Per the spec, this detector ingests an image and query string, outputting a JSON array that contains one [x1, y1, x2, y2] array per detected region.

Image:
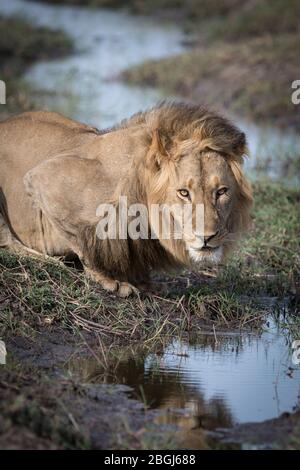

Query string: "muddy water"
[[1, 0, 300, 447]]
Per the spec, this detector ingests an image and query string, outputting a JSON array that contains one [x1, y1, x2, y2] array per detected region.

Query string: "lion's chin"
[[188, 246, 223, 266]]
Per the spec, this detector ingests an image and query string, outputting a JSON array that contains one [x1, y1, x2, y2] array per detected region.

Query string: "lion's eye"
[[178, 189, 190, 199], [216, 187, 228, 198]]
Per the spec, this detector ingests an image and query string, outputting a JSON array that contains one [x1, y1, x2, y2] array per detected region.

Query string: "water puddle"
[[65, 316, 300, 447]]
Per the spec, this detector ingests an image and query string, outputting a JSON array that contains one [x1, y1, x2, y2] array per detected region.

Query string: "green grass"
[[0, 181, 299, 343]]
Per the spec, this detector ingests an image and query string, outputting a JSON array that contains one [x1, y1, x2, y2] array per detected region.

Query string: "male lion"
[[0, 102, 252, 297]]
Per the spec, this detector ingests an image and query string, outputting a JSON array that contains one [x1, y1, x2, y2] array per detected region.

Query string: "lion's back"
[[0, 111, 99, 180]]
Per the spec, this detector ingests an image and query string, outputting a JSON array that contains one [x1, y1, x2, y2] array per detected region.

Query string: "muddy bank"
[[211, 411, 300, 450], [2, 331, 176, 450]]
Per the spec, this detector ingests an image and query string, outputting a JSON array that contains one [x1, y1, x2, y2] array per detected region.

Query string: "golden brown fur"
[[0, 101, 252, 296]]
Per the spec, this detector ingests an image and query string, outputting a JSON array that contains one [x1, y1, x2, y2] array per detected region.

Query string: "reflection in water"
[[66, 324, 300, 448], [106, 354, 234, 431]]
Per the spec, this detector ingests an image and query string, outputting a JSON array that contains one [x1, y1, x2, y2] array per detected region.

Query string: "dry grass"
[[0, 250, 264, 344]]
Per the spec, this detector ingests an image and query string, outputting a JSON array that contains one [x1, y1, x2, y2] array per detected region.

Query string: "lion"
[[0, 101, 252, 297]]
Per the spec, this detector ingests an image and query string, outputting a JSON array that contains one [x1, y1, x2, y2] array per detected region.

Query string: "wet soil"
[[211, 411, 300, 450], [1, 330, 175, 450]]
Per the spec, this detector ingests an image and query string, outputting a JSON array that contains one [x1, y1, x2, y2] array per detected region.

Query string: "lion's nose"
[[203, 231, 218, 246]]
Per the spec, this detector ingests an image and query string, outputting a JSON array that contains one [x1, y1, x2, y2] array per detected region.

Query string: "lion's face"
[[168, 151, 239, 265], [145, 132, 252, 267]]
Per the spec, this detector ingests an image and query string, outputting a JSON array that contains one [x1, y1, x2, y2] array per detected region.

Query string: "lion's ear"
[[147, 129, 172, 170]]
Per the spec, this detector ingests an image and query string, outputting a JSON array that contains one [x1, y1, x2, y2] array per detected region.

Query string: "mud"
[[2, 330, 175, 449]]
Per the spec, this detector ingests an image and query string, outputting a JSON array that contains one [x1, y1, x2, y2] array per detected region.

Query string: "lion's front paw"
[[101, 279, 139, 298], [84, 267, 139, 298], [118, 281, 139, 298]]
